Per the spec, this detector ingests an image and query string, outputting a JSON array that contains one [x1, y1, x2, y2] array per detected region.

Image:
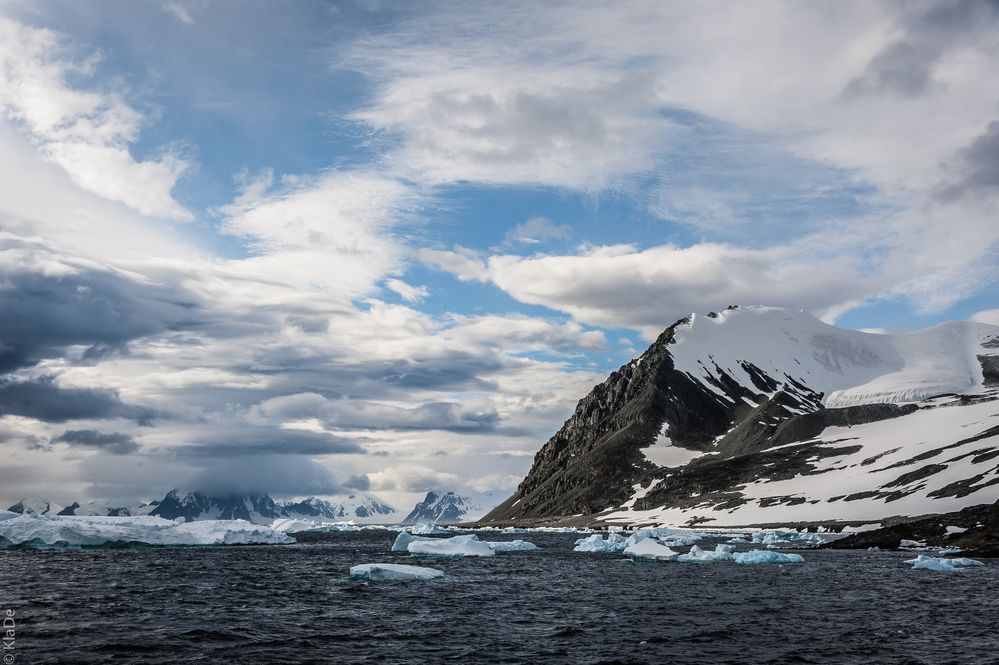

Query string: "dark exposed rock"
[[823, 501, 999, 557]]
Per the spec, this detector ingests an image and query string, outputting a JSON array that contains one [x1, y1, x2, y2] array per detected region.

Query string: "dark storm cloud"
[[175, 427, 365, 457], [0, 238, 199, 373], [843, 0, 999, 98], [343, 474, 370, 490], [186, 455, 349, 497], [0, 377, 159, 424], [936, 120, 999, 202], [54, 429, 139, 455]]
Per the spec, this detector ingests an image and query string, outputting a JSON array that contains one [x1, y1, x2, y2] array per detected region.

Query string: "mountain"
[[480, 306, 999, 528], [149, 490, 398, 524], [404, 490, 505, 524], [281, 494, 398, 522], [7, 498, 63, 515], [57, 500, 156, 517]]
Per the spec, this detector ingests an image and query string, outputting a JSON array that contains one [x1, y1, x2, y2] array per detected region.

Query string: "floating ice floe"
[[393, 532, 536, 555], [751, 530, 825, 548], [678, 544, 736, 563], [905, 555, 984, 572], [733, 550, 805, 565], [624, 538, 678, 560], [406, 534, 496, 557], [349, 563, 444, 582], [487, 539, 538, 552], [0, 513, 293, 548], [726, 537, 750, 544], [574, 533, 629, 553]]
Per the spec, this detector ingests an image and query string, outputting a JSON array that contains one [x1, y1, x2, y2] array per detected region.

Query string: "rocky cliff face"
[[481, 306, 999, 527]]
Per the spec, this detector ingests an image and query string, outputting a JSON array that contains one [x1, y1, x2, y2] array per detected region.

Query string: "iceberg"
[[349, 563, 444, 582], [733, 550, 805, 564], [486, 539, 538, 552], [751, 530, 824, 548], [392, 531, 432, 552], [624, 538, 678, 560], [678, 544, 736, 563], [0, 513, 293, 548], [573, 533, 628, 553], [406, 534, 495, 557], [905, 555, 984, 572]]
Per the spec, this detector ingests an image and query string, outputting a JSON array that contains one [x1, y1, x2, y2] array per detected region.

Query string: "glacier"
[[0, 512, 293, 547], [733, 550, 805, 564], [349, 563, 444, 582]]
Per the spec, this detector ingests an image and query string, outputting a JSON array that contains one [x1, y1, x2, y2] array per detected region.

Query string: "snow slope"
[[669, 306, 997, 409]]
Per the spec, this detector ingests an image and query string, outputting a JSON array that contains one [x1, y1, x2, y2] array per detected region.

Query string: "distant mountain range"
[[7, 491, 400, 524], [481, 305, 999, 528], [403, 490, 506, 524]]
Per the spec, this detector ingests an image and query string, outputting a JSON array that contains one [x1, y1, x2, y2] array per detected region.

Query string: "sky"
[[1, 0, 998, 511]]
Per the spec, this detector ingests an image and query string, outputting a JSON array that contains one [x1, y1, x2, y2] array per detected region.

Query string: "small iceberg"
[[349, 563, 443, 582], [624, 538, 678, 561], [487, 539, 538, 552], [574, 533, 628, 553], [905, 555, 984, 572], [678, 544, 736, 563], [733, 549, 805, 565], [751, 530, 824, 548], [406, 534, 496, 557], [392, 531, 430, 552]]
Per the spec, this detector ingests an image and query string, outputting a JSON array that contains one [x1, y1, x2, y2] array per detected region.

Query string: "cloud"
[[175, 427, 365, 457], [503, 216, 571, 246], [418, 246, 488, 282], [425, 242, 874, 337], [162, 1, 194, 24], [367, 465, 460, 493], [971, 308, 999, 326], [253, 392, 499, 431], [185, 455, 347, 497], [0, 16, 192, 219], [842, 1, 998, 98], [54, 429, 139, 455], [0, 377, 158, 424], [936, 120, 999, 202], [385, 278, 429, 303]]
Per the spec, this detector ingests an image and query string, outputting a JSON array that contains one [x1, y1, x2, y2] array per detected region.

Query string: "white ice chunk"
[[406, 534, 495, 557], [486, 539, 538, 552], [733, 550, 805, 564], [573, 533, 628, 553], [944, 526, 968, 535], [752, 530, 825, 547], [0, 514, 293, 548], [392, 531, 433, 552], [624, 538, 678, 560], [905, 555, 984, 572], [349, 563, 443, 581], [677, 544, 736, 563]]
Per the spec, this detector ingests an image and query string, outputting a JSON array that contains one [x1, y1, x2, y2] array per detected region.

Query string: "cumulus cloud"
[[0, 16, 192, 219]]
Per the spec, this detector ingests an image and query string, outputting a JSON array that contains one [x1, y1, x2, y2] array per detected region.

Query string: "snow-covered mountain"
[[148, 490, 398, 524], [404, 490, 506, 524], [281, 494, 399, 523], [7, 491, 400, 524], [7, 498, 63, 515], [481, 306, 999, 528]]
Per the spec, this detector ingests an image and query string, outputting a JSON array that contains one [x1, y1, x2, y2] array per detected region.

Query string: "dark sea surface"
[[1, 530, 997, 665]]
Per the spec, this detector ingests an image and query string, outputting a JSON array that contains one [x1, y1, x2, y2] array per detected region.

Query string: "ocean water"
[[2, 530, 997, 665]]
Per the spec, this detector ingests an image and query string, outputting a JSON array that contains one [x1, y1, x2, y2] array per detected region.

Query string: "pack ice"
[[349, 563, 444, 582], [0, 512, 293, 547]]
